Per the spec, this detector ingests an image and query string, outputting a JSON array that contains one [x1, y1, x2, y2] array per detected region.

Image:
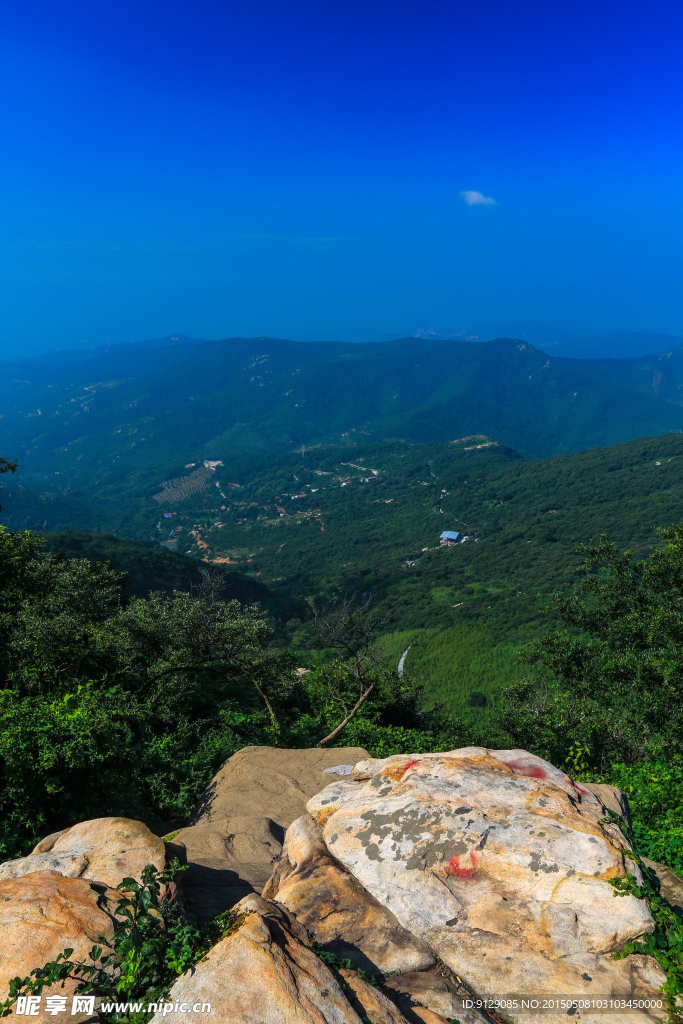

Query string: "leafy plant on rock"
[[603, 811, 683, 1024], [0, 861, 242, 1024]]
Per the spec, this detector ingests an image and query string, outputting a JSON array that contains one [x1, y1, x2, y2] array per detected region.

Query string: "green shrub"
[[0, 861, 242, 1024]]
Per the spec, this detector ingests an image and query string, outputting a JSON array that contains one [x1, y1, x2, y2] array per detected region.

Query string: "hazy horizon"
[[3, 324, 683, 365]]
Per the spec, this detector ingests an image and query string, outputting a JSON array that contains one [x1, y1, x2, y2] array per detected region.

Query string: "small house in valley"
[[440, 530, 460, 546]]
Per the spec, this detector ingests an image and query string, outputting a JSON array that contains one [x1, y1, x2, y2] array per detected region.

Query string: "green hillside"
[[3, 336, 683, 501], [6, 430, 683, 727], [37, 530, 303, 619], [142, 432, 683, 724]]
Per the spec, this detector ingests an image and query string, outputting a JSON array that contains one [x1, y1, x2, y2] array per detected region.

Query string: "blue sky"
[[1, 0, 682, 355]]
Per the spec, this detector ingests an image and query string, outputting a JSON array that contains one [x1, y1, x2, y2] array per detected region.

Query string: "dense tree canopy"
[[502, 523, 683, 769], [0, 525, 458, 859]]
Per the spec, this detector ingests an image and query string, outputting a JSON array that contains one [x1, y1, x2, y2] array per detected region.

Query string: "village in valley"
[[148, 440, 485, 585]]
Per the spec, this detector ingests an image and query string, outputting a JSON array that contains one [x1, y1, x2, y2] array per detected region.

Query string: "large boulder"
[[0, 818, 166, 888], [176, 745, 368, 919], [307, 748, 667, 1024], [643, 857, 683, 913], [0, 870, 118, 1022], [263, 813, 435, 974], [148, 893, 367, 1023]]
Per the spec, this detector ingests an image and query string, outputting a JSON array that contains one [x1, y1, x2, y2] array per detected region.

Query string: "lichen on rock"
[[263, 812, 435, 974]]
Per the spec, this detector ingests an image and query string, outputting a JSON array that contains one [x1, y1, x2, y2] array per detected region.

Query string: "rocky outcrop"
[[263, 813, 435, 974], [385, 1008, 450, 1024], [307, 748, 667, 1023], [176, 745, 368, 919], [0, 817, 166, 888], [186, 747, 370, 829], [175, 813, 285, 921], [644, 857, 683, 913], [338, 969, 413, 1024], [0, 870, 118, 1023], [5, 748, 681, 1024], [148, 893, 372, 1024], [577, 783, 683, 912]]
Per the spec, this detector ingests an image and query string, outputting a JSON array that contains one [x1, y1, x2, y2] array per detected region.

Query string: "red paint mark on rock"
[[446, 851, 478, 878], [566, 776, 591, 797], [382, 759, 422, 782], [504, 759, 546, 779]]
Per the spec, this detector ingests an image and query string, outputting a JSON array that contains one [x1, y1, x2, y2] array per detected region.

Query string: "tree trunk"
[[317, 679, 377, 747], [253, 678, 282, 745]]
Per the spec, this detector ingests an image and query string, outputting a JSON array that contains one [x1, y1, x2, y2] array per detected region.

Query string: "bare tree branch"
[[317, 677, 378, 747], [312, 593, 386, 746], [253, 676, 282, 744], [191, 564, 226, 607]]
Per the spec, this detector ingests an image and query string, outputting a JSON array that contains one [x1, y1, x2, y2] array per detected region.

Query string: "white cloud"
[[460, 190, 496, 206]]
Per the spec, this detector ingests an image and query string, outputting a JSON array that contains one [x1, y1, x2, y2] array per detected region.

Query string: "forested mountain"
[[2, 335, 683, 496], [6, 431, 683, 730], [464, 322, 683, 359]]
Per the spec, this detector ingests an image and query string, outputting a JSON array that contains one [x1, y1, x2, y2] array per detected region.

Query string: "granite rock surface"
[[0, 818, 166, 888], [263, 813, 434, 974], [0, 870, 118, 1023], [177, 744, 368, 919], [148, 894, 367, 1023], [338, 969, 412, 1024], [307, 748, 667, 1024]]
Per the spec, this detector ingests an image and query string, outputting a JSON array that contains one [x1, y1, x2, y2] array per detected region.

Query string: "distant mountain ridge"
[[459, 322, 683, 359], [2, 335, 683, 492], [5, 325, 681, 365]]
